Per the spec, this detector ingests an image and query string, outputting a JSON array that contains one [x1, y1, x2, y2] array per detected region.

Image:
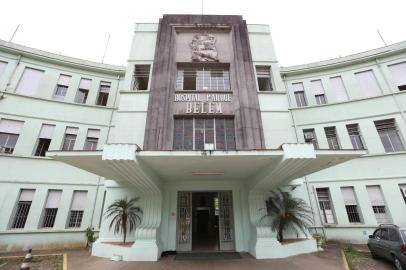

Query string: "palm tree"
[[104, 197, 142, 244], [262, 189, 313, 243]]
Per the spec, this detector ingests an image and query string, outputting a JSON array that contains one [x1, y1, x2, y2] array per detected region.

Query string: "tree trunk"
[[278, 223, 284, 243], [123, 216, 127, 244]]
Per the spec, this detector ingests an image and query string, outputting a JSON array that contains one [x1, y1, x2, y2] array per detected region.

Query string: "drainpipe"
[[89, 74, 121, 228], [282, 74, 323, 237], [0, 54, 21, 99]]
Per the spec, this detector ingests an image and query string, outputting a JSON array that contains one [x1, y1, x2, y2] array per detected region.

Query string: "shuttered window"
[[293, 82, 307, 107], [0, 119, 24, 154], [354, 70, 381, 97], [316, 188, 335, 224], [54, 74, 71, 100], [75, 78, 91, 104], [96, 81, 111, 106], [388, 62, 406, 91], [84, 129, 100, 151], [62, 127, 78, 151], [346, 124, 365, 150], [256, 66, 273, 91], [68, 191, 87, 228], [341, 187, 362, 223], [11, 189, 35, 229], [366, 186, 391, 224], [16, 67, 44, 96], [330, 76, 349, 102], [311, 80, 327, 104], [34, 124, 55, 156], [374, 119, 405, 152], [324, 126, 341, 150], [42, 190, 62, 228]]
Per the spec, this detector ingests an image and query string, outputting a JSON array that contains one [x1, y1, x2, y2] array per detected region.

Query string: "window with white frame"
[[173, 118, 235, 151], [293, 82, 307, 107], [34, 124, 55, 156], [303, 129, 319, 149], [0, 119, 24, 154], [330, 76, 349, 102], [316, 188, 335, 224], [366, 185, 391, 224], [311, 80, 327, 105], [96, 81, 111, 106], [84, 129, 100, 151], [388, 62, 406, 91], [62, 127, 78, 151], [341, 187, 362, 223], [346, 124, 365, 150], [0, 61, 7, 75], [16, 67, 44, 96], [41, 190, 62, 228], [176, 64, 231, 91], [354, 70, 381, 97], [53, 74, 71, 100], [74, 78, 91, 104], [11, 189, 35, 229], [68, 191, 87, 228], [399, 184, 406, 204], [374, 119, 405, 152], [256, 66, 273, 91], [324, 126, 341, 150], [132, 65, 151, 91]]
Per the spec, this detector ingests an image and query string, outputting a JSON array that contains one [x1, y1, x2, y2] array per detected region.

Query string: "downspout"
[[282, 74, 324, 237], [89, 73, 122, 228], [0, 54, 22, 99]]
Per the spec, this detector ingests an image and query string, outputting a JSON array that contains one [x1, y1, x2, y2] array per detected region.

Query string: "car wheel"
[[370, 251, 379, 259], [394, 256, 405, 270]]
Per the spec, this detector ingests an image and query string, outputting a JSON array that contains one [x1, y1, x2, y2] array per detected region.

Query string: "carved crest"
[[190, 33, 219, 62]]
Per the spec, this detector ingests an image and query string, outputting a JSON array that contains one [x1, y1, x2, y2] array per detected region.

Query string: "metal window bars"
[[42, 208, 58, 228], [345, 205, 361, 223], [12, 201, 32, 229], [372, 205, 391, 224], [68, 210, 84, 228]]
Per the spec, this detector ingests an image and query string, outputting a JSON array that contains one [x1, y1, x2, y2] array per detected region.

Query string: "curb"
[[341, 249, 350, 270], [0, 253, 67, 269]]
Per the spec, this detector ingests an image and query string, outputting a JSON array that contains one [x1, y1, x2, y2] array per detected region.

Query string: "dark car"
[[368, 224, 406, 270]]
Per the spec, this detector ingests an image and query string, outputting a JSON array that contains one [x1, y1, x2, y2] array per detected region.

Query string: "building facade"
[[0, 15, 405, 261]]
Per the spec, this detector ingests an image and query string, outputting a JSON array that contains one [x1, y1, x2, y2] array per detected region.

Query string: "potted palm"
[[262, 189, 313, 243], [104, 197, 142, 246]]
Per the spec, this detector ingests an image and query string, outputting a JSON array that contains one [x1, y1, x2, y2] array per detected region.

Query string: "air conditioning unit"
[[304, 133, 314, 140], [204, 144, 215, 150]]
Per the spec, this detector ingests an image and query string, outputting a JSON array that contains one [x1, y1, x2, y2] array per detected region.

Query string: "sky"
[[0, 0, 405, 67]]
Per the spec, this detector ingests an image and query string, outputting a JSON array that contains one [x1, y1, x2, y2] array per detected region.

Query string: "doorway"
[[177, 191, 235, 252]]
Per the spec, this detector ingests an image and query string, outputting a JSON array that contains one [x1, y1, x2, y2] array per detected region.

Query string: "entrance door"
[[177, 191, 235, 252]]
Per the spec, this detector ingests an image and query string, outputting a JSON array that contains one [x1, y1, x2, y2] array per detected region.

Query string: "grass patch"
[[0, 254, 63, 270], [343, 243, 370, 270]]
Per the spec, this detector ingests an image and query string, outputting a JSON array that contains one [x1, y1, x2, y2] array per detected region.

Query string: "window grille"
[[346, 124, 365, 150], [372, 206, 391, 224], [173, 118, 235, 151], [256, 66, 273, 91], [374, 119, 405, 152], [132, 65, 151, 90], [324, 127, 340, 150], [68, 210, 84, 228], [176, 65, 230, 91], [316, 188, 335, 224], [367, 185, 391, 224], [345, 205, 361, 223], [42, 208, 58, 228], [12, 201, 32, 228]]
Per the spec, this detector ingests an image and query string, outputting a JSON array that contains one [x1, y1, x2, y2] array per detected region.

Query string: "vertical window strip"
[[316, 188, 335, 224], [374, 119, 405, 152], [346, 124, 365, 150], [324, 126, 341, 150], [341, 187, 361, 223], [11, 189, 35, 229]]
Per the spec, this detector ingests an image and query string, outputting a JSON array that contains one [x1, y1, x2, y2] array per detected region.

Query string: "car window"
[[401, 230, 406, 241], [381, 228, 389, 240], [388, 228, 400, 242], [373, 229, 382, 239]]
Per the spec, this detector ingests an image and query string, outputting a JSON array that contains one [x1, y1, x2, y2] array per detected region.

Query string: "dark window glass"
[[256, 66, 273, 91], [401, 230, 406, 240], [303, 129, 318, 149], [176, 64, 230, 91], [0, 133, 19, 154], [68, 210, 84, 228], [346, 124, 365, 150], [12, 201, 32, 229], [54, 85, 68, 100], [215, 119, 226, 150], [62, 134, 77, 151], [183, 119, 194, 150], [195, 119, 204, 150], [84, 138, 98, 151], [225, 119, 236, 150], [132, 65, 150, 90], [380, 228, 389, 240], [375, 119, 405, 152], [96, 92, 109, 106], [325, 127, 341, 150], [34, 138, 51, 156], [74, 89, 89, 104], [42, 208, 58, 228], [388, 228, 400, 242], [315, 94, 327, 105], [345, 205, 361, 223]]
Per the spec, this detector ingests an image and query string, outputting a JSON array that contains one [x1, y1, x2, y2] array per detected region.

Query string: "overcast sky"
[[1, 0, 405, 67]]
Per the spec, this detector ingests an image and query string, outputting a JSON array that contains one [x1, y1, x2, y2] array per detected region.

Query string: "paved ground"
[[0, 243, 396, 270], [349, 245, 395, 270]]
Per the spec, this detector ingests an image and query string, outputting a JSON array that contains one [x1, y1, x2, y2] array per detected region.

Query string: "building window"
[[346, 124, 365, 150], [374, 119, 405, 152], [53, 75, 71, 100], [34, 124, 55, 156], [341, 187, 362, 223], [311, 80, 327, 105], [366, 186, 391, 224], [132, 65, 151, 90], [74, 78, 92, 104], [68, 191, 87, 228], [176, 64, 230, 91], [16, 67, 44, 96], [0, 119, 24, 154], [62, 127, 78, 151], [84, 129, 100, 151], [354, 70, 381, 97], [330, 76, 349, 102], [316, 188, 335, 224], [399, 184, 406, 204], [256, 66, 273, 91], [292, 83, 307, 107], [96, 81, 111, 106], [303, 129, 318, 149], [324, 126, 341, 150], [173, 118, 236, 151], [388, 62, 406, 91], [41, 190, 62, 228], [0, 61, 7, 75], [11, 189, 35, 229]]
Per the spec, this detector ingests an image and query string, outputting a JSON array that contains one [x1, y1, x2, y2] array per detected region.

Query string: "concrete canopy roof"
[[47, 144, 366, 192]]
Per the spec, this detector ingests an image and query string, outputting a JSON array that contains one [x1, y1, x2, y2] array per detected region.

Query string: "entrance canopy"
[[47, 143, 365, 191]]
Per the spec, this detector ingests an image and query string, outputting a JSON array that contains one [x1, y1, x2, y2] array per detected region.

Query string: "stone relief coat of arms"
[[190, 33, 219, 62]]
